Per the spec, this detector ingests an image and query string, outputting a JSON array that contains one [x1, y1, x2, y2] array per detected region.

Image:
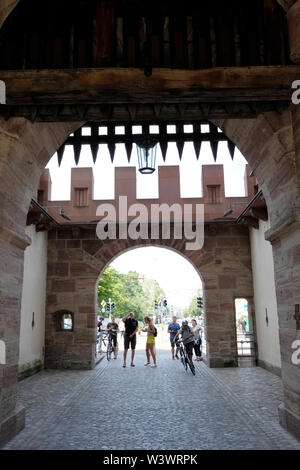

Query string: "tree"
[[97, 268, 166, 322]]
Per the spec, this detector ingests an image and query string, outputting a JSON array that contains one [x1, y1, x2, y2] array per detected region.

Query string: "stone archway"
[[0, 109, 300, 442], [45, 223, 254, 370]]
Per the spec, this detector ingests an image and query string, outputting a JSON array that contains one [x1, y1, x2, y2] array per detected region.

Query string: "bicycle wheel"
[[181, 350, 188, 371], [187, 356, 196, 375], [107, 342, 112, 361]]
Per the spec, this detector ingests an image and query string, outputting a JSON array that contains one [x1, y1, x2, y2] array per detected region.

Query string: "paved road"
[[3, 331, 300, 450]]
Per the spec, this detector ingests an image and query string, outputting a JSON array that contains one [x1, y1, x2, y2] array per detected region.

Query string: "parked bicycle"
[[175, 339, 195, 375]]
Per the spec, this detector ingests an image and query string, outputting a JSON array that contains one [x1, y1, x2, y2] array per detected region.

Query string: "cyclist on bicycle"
[[172, 320, 195, 363], [106, 316, 119, 360]]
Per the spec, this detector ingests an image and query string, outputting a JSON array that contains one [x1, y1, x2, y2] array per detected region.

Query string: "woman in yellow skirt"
[[143, 316, 157, 368]]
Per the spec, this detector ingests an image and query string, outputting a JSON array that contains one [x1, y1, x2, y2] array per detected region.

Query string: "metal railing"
[[236, 333, 255, 358]]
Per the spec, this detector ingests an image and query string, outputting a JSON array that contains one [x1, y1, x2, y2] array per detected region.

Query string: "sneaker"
[[151, 364, 157, 368], [144, 362, 150, 366], [131, 363, 135, 367], [114, 356, 117, 360], [172, 356, 175, 360], [175, 354, 179, 360], [122, 364, 126, 368]]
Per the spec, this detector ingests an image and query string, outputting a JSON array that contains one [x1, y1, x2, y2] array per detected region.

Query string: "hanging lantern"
[[136, 139, 157, 174]]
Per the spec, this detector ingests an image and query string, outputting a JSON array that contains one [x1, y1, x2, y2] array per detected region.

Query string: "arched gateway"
[[0, 0, 300, 446]]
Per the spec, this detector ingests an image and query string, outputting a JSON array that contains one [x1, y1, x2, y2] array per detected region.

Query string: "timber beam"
[[0, 66, 299, 106]]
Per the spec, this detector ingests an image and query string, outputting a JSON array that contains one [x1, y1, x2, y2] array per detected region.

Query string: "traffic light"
[[197, 296, 203, 309], [155, 300, 158, 309], [111, 302, 115, 310], [163, 299, 167, 307]]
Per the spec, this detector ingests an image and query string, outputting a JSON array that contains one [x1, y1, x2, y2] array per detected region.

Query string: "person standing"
[[143, 316, 157, 368], [191, 318, 203, 361], [122, 312, 138, 368], [241, 318, 247, 334], [167, 316, 181, 359], [106, 316, 120, 359], [97, 316, 104, 353]]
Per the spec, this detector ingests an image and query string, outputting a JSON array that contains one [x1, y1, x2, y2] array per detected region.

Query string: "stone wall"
[[250, 219, 281, 375], [216, 106, 300, 439], [18, 225, 48, 380], [45, 222, 254, 370], [0, 117, 80, 446]]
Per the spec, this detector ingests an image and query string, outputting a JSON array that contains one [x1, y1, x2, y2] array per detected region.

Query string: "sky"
[[46, 135, 247, 311], [110, 246, 202, 312]]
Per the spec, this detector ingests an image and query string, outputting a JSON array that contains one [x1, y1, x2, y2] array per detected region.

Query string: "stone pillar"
[[270, 105, 300, 440], [0, 228, 28, 447], [187, 223, 253, 368], [0, 117, 80, 446], [287, 0, 300, 63], [266, 216, 300, 440]]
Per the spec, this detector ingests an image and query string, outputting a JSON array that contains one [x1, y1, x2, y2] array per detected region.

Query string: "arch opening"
[[95, 246, 205, 360]]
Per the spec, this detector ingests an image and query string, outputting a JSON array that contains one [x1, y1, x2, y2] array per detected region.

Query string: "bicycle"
[[175, 339, 195, 375], [104, 331, 119, 361]]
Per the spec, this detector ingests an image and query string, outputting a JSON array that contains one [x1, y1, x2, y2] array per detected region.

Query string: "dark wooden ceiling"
[[0, 0, 289, 71]]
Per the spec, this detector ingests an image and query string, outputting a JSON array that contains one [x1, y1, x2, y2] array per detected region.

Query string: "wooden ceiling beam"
[[0, 66, 299, 106]]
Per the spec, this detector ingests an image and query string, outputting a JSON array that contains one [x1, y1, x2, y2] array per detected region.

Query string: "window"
[[207, 185, 220, 204], [62, 313, 73, 330], [74, 188, 88, 207], [53, 310, 74, 332]]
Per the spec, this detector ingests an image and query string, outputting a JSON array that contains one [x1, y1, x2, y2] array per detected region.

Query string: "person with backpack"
[[143, 316, 157, 368]]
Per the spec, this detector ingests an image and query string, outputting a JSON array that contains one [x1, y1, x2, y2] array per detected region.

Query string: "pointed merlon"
[[90, 142, 99, 163], [210, 141, 218, 162], [193, 141, 202, 160], [177, 141, 184, 161], [57, 145, 65, 167], [73, 129, 82, 165], [227, 140, 235, 160], [209, 124, 219, 162], [108, 142, 116, 162], [74, 143, 82, 165], [160, 141, 168, 162], [125, 142, 133, 162]]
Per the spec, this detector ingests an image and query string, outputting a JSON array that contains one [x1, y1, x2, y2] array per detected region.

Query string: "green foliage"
[[97, 267, 166, 322]]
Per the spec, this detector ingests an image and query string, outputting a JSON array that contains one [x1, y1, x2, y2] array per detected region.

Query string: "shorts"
[[124, 334, 136, 350], [184, 341, 194, 356], [170, 337, 177, 346], [109, 334, 118, 348], [147, 335, 155, 345]]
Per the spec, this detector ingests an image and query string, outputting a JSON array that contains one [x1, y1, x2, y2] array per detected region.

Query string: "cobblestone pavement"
[[3, 331, 300, 450]]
